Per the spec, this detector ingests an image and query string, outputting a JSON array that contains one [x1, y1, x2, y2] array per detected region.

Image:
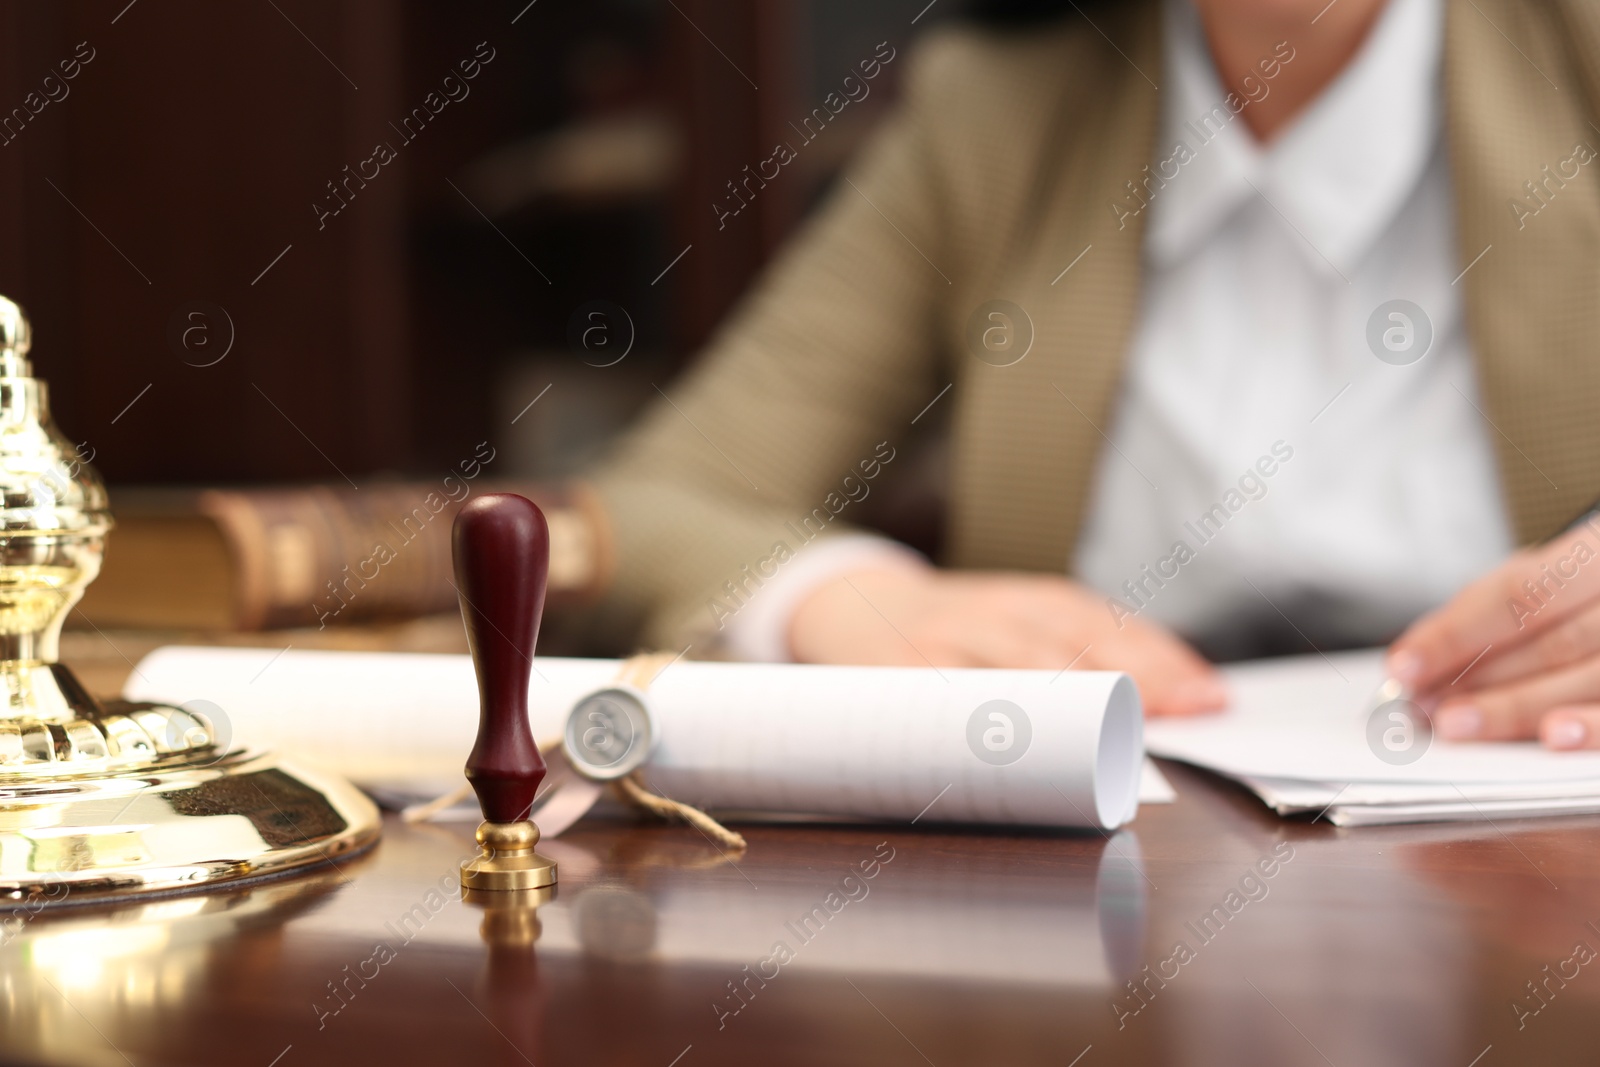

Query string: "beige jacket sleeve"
[[589, 38, 963, 651]]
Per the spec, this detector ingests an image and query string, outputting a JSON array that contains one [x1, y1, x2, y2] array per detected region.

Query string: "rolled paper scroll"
[[125, 648, 1145, 830]]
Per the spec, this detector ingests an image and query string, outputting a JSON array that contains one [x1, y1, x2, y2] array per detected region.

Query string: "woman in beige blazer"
[[590, 0, 1600, 748]]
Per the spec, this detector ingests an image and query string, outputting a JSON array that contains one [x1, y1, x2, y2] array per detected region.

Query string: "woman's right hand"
[[787, 564, 1228, 718]]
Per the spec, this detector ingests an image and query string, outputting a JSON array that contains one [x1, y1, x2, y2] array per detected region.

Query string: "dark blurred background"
[[0, 0, 967, 490]]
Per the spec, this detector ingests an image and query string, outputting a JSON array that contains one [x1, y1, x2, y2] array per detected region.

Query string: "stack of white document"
[[1145, 649, 1600, 826]]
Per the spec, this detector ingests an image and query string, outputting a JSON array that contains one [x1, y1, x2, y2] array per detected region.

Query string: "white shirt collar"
[[1147, 0, 1443, 277]]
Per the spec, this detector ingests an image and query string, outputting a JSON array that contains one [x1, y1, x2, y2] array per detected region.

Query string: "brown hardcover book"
[[76, 481, 610, 631]]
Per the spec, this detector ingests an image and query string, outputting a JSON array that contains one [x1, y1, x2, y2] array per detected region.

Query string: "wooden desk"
[[2, 761, 1597, 1067]]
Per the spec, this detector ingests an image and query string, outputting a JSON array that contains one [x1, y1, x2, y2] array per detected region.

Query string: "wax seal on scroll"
[[454, 492, 559, 892], [564, 686, 653, 780]]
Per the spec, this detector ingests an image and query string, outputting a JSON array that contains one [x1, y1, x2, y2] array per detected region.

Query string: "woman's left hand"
[[1387, 523, 1600, 749]]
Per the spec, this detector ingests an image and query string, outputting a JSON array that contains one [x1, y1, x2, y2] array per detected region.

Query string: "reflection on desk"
[[289, 829, 1147, 986], [3, 764, 1600, 1066]]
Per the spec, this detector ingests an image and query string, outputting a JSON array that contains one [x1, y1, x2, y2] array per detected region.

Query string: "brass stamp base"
[[460, 820, 558, 892]]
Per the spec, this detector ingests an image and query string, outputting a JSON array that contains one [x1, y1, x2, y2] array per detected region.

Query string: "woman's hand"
[[787, 564, 1228, 717], [1387, 524, 1600, 748]]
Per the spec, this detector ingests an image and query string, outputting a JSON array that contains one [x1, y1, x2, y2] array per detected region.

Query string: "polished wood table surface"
[[4, 760, 1599, 1067]]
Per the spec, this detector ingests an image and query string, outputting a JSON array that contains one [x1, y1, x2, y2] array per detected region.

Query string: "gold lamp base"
[[461, 821, 558, 892], [0, 295, 380, 907], [0, 699, 380, 907]]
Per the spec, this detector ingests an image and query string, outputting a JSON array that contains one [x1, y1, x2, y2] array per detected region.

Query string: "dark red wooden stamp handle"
[[453, 492, 550, 824]]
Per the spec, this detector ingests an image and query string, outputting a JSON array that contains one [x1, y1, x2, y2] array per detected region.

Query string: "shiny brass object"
[[0, 295, 379, 906], [461, 821, 558, 892], [0, 868, 349, 1063], [464, 884, 554, 948]]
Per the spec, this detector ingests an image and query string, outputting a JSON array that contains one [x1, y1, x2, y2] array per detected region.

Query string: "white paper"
[[377, 756, 1176, 825], [1146, 649, 1600, 784], [123, 647, 1146, 830], [1239, 774, 1600, 826], [1144, 648, 1600, 826], [1322, 796, 1600, 827], [1240, 774, 1600, 815], [1140, 759, 1177, 804]]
